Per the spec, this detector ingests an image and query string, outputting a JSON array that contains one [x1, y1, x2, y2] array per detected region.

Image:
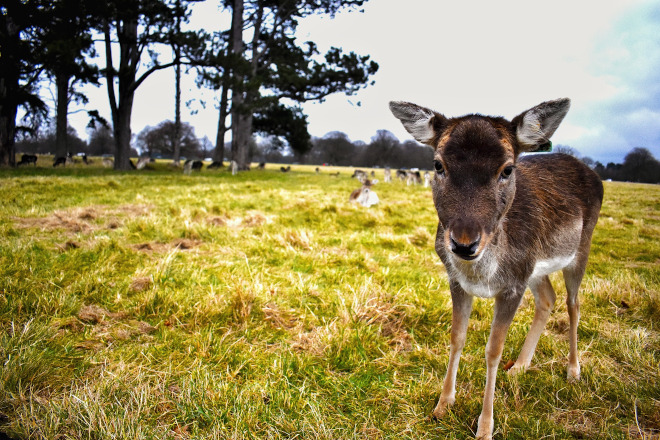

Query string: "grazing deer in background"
[[423, 171, 431, 187], [352, 169, 368, 182], [406, 169, 422, 185], [390, 98, 603, 440], [349, 179, 379, 207], [53, 156, 66, 167], [17, 154, 37, 166], [136, 157, 150, 170]]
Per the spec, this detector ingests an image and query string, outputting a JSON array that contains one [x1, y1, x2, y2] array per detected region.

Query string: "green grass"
[[1, 161, 659, 439]]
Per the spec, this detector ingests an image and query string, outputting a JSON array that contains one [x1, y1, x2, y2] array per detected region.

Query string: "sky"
[[68, 0, 660, 164]]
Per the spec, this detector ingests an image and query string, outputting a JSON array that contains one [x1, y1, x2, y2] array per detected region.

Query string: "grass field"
[[1, 159, 659, 439]]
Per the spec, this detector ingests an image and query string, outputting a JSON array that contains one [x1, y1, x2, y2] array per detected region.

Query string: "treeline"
[[1, 0, 378, 170], [261, 130, 434, 169], [15, 125, 434, 170], [551, 145, 660, 184], [16, 121, 214, 159], [18, 121, 659, 181], [592, 147, 660, 184]]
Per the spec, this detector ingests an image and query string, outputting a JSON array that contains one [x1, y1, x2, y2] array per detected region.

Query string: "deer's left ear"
[[512, 98, 571, 153], [389, 101, 448, 147]]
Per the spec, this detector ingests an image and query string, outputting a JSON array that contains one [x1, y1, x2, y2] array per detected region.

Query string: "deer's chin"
[[448, 248, 484, 263], [455, 254, 478, 261]]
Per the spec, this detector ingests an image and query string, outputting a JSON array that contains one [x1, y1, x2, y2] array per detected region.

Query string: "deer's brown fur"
[[390, 98, 603, 440]]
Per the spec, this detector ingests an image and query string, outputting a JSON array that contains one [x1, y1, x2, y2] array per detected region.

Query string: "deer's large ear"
[[389, 101, 448, 146], [512, 98, 571, 153]]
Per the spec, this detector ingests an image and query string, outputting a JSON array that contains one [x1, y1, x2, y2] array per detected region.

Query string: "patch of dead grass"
[[353, 295, 413, 351], [53, 304, 156, 349], [276, 229, 314, 251], [78, 304, 128, 323], [551, 409, 600, 438], [13, 204, 152, 234], [206, 211, 273, 228], [129, 276, 153, 293], [262, 302, 297, 330], [291, 321, 337, 356]]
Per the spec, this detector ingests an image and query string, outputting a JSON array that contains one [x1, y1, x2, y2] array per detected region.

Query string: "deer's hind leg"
[[563, 261, 588, 381], [509, 275, 556, 375]]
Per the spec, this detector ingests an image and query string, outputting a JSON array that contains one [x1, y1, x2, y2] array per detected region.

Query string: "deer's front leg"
[[476, 293, 522, 440], [433, 285, 473, 419]]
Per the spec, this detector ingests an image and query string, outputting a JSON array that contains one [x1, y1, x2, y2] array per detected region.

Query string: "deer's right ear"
[[512, 98, 571, 153], [389, 101, 448, 146]]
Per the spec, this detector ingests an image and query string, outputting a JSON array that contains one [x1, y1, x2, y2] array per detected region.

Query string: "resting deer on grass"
[[390, 98, 603, 440]]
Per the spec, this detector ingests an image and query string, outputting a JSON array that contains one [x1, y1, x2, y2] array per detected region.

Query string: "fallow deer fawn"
[[390, 98, 603, 440]]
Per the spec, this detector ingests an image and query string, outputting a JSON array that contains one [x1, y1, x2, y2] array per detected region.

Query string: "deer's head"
[[390, 98, 570, 262]]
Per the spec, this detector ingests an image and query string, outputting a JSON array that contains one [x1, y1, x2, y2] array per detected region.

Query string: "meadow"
[[0, 159, 658, 439]]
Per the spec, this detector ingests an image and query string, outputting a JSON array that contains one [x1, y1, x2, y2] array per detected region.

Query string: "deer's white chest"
[[448, 255, 502, 299], [449, 253, 578, 298]]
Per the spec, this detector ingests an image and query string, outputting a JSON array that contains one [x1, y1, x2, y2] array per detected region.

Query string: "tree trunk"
[[54, 72, 70, 160], [230, 0, 264, 171], [232, 110, 251, 169], [0, 98, 17, 167], [230, 0, 251, 170], [212, 81, 229, 165], [105, 17, 139, 171], [0, 71, 18, 167], [172, 0, 182, 165], [114, 95, 134, 170], [173, 59, 182, 164], [0, 15, 19, 167]]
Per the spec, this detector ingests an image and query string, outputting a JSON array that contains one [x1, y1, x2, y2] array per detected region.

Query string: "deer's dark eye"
[[434, 160, 444, 175], [500, 165, 514, 180]]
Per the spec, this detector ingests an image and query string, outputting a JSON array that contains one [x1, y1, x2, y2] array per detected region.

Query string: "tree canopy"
[[196, 0, 378, 169], [136, 120, 204, 159]]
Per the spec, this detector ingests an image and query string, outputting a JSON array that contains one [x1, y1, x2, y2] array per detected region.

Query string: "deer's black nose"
[[450, 237, 480, 260]]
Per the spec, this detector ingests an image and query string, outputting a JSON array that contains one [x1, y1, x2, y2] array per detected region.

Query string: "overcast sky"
[[70, 0, 660, 164]]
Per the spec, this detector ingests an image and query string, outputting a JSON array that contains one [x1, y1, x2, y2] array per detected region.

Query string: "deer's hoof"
[[431, 397, 454, 420], [476, 414, 493, 440], [567, 363, 581, 382], [507, 362, 527, 376]]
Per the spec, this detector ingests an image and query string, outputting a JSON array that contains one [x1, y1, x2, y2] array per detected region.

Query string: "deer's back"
[[508, 153, 603, 257]]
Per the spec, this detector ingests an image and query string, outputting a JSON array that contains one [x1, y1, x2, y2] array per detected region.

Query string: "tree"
[[314, 131, 357, 166], [40, 0, 102, 162], [359, 130, 400, 167], [0, 0, 49, 166], [101, 0, 202, 170], [580, 156, 596, 169], [135, 120, 202, 159], [87, 124, 115, 156], [620, 147, 660, 183], [229, 0, 251, 169], [553, 144, 580, 157], [15, 126, 87, 156], [194, 26, 233, 167], [200, 0, 378, 171], [253, 102, 310, 154]]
